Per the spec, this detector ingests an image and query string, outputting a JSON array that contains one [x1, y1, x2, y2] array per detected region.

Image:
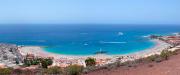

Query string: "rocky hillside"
[[0, 44, 23, 67]]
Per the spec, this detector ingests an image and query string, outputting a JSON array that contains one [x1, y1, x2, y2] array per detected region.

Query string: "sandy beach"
[[120, 39, 172, 62], [18, 39, 172, 65], [18, 46, 113, 60]]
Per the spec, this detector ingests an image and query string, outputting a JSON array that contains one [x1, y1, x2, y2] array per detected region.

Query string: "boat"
[[94, 48, 107, 54]]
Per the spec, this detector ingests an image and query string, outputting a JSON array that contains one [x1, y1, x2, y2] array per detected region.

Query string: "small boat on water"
[[94, 48, 107, 54]]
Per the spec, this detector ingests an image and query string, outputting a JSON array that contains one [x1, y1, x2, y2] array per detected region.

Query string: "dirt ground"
[[85, 52, 180, 75]]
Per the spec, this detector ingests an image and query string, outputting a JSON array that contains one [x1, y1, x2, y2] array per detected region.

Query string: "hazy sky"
[[0, 0, 180, 24]]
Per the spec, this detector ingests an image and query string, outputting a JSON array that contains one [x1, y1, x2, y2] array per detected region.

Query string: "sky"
[[0, 0, 180, 24]]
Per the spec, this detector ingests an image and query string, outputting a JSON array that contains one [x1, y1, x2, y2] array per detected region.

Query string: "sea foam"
[[100, 41, 127, 44], [117, 32, 124, 36]]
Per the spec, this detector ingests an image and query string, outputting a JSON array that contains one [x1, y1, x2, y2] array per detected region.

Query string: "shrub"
[[160, 50, 171, 60], [24, 59, 31, 66], [154, 57, 163, 63], [44, 66, 63, 74], [45, 58, 53, 66], [171, 50, 178, 55], [85, 58, 96, 66], [24, 58, 40, 66], [0, 68, 13, 75], [66, 65, 83, 75], [41, 59, 49, 68], [32, 60, 40, 65], [146, 54, 159, 62], [40, 58, 53, 68], [23, 57, 53, 68]]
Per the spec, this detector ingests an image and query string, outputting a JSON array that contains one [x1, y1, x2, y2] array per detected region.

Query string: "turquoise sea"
[[0, 24, 179, 55]]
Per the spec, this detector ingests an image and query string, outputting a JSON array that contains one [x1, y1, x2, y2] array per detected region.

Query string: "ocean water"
[[0, 24, 180, 55]]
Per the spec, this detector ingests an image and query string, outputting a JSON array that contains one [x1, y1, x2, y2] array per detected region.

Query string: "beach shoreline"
[[18, 39, 172, 64]]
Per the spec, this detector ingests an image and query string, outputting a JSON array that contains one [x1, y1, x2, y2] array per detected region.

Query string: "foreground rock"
[[0, 43, 23, 68]]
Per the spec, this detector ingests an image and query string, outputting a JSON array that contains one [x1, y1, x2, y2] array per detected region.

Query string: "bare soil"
[[84, 51, 180, 75]]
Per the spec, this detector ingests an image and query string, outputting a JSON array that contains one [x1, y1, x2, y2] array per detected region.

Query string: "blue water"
[[0, 24, 180, 55]]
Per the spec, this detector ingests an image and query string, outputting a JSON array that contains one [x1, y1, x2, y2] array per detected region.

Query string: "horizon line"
[[0, 23, 179, 26]]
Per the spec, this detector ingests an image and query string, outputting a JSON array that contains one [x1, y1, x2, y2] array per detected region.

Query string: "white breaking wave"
[[142, 35, 150, 38], [18, 40, 46, 42], [100, 41, 127, 44], [173, 32, 180, 36], [117, 32, 124, 36]]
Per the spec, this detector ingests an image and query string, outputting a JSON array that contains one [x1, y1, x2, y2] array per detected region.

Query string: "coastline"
[[18, 39, 172, 64], [119, 39, 171, 62]]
